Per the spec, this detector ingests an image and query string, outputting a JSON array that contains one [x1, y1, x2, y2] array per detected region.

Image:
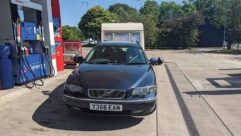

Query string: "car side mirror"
[[150, 57, 164, 65], [73, 55, 85, 63]]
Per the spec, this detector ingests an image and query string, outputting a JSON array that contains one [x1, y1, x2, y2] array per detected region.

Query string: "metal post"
[[224, 0, 226, 42], [223, 0, 227, 49]]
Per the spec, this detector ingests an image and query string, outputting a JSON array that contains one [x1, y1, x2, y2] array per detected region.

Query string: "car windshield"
[[85, 45, 147, 65]]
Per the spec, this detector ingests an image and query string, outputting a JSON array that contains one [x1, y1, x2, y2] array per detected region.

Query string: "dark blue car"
[[63, 42, 160, 116]]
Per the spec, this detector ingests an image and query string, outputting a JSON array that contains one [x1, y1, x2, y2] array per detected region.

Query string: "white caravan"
[[101, 23, 145, 50]]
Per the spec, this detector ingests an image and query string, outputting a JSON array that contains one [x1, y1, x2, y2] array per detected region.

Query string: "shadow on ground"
[[219, 68, 241, 71], [207, 77, 241, 88], [32, 84, 143, 131], [64, 64, 77, 69], [207, 68, 241, 88], [203, 50, 241, 55], [184, 89, 241, 96]]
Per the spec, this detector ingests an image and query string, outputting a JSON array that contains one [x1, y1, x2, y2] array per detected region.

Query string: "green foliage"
[[158, 1, 203, 48], [140, 0, 159, 17], [78, 6, 119, 40], [182, 1, 197, 14], [159, 1, 183, 21], [139, 0, 159, 47], [193, 0, 241, 48], [159, 1, 196, 21], [139, 14, 158, 47], [192, 0, 224, 28], [77, 0, 210, 49], [159, 13, 204, 48], [109, 3, 139, 22], [62, 25, 85, 40], [226, 0, 241, 45]]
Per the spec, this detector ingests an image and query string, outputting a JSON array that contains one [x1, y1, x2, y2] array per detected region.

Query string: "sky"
[[59, 0, 182, 27]]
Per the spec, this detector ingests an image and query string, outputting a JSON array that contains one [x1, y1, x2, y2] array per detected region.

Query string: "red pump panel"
[[51, 0, 64, 72], [63, 40, 82, 65]]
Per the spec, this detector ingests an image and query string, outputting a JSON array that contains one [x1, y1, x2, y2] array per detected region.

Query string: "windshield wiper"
[[127, 63, 146, 65], [93, 61, 119, 64]]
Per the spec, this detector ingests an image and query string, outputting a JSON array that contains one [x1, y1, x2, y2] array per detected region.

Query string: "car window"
[[85, 45, 147, 65]]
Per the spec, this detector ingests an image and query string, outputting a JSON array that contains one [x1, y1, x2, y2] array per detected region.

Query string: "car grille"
[[88, 89, 126, 99]]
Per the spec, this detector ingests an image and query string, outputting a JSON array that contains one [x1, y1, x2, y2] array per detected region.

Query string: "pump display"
[[21, 22, 40, 41]]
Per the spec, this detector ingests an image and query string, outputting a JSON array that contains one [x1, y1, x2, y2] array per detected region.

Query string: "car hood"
[[67, 64, 156, 90]]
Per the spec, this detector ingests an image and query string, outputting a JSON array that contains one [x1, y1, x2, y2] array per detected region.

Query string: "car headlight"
[[132, 85, 157, 97], [64, 83, 84, 93]]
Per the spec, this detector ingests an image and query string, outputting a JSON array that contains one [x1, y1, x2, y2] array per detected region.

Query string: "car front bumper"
[[63, 94, 156, 116]]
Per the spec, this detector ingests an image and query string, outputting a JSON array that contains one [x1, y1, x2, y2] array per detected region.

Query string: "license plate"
[[90, 103, 123, 112]]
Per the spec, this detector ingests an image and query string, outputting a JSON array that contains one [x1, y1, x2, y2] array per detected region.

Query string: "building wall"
[[0, 0, 14, 45], [198, 24, 224, 47]]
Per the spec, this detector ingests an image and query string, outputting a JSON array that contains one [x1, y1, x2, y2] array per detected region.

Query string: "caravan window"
[[131, 33, 140, 43], [114, 33, 130, 41], [104, 33, 113, 41]]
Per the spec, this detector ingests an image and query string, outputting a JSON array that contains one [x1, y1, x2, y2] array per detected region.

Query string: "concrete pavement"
[[0, 69, 157, 136], [0, 48, 241, 136], [146, 50, 241, 136], [155, 65, 189, 136]]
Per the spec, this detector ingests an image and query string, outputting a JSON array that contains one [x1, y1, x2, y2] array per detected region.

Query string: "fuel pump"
[[10, 4, 55, 88], [36, 11, 55, 77]]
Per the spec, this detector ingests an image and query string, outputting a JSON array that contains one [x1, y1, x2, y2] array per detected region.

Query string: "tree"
[[62, 25, 85, 40], [182, 1, 197, 14], [140, 0, 159, 18], [158, 1, 204, 48], [78, 6, 119, 40], [159, 13, 204, 48], [192, 0, 224, 28], [139, 0, 159, 47], [159, 1, 196, 21], [140, 14, 158, 48], [109, 3, 139, 22], [159, 2, 183, 21], [226, 0, 241, 49], [193, 0, 241, 49]]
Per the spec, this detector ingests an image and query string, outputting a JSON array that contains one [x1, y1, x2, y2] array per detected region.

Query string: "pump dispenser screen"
[[21, 22, 38, 41]]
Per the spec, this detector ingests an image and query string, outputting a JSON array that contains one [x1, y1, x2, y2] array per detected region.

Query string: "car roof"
[[97, 42, 139, 47]]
